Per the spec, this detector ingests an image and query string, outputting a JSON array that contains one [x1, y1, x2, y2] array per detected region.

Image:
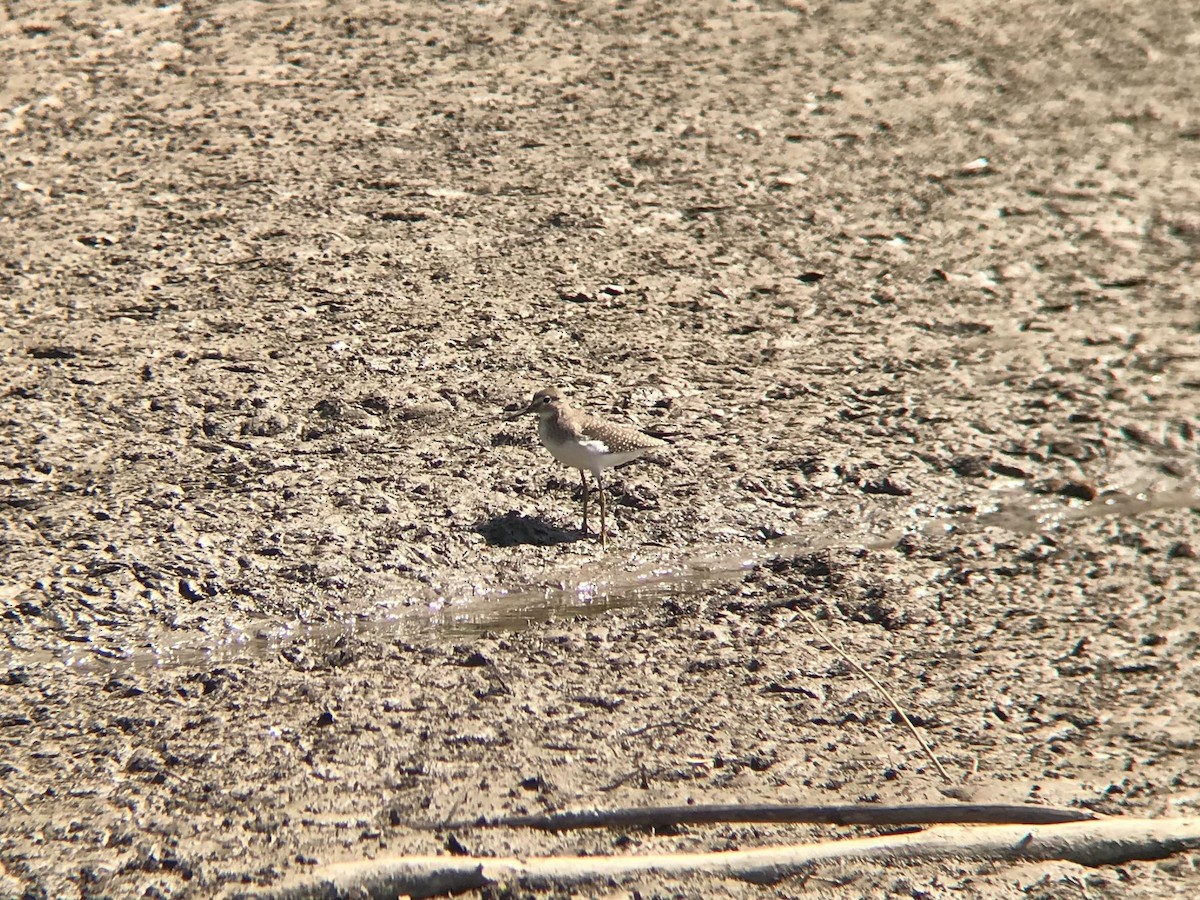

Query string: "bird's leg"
[[597, 471, 607, 549], [579, 468, 590, 536]]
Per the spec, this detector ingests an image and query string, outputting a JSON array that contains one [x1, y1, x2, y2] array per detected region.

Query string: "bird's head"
[[506, 387, 567, 420]]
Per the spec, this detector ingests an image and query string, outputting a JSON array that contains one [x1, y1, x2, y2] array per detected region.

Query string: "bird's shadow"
[[475, 511, 583, 547]]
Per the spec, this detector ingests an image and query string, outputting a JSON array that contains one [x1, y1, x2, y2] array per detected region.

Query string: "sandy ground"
[[2, 0, 1199, 897]]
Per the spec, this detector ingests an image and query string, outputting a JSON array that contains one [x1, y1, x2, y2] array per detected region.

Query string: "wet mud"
[[1, 1, 1199, 897]]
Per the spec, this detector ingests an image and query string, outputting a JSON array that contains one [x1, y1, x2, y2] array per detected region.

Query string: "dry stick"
[[0, 784, 31, 815], [434, 802, 1093, 832], [234, 817, 1200, 900], [792, 606, 954, 785]]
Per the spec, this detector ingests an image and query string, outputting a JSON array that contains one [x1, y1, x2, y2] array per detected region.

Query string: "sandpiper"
[[507, 387, 665, 547]]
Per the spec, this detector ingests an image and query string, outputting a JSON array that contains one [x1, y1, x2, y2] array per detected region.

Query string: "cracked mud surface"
[[1, 1, 1198, 897]]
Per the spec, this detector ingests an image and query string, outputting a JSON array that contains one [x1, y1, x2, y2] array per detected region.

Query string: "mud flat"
[[1, 1, 1198, 897]]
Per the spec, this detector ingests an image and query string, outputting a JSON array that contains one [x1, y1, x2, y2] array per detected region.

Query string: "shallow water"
[[19, 481, 1200, 673]]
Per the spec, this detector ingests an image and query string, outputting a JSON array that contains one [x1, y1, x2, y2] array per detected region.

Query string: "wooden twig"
[[0, 784, 31, 815], [231, 817, 1200, 899], [792, 606, 954, 784], [431, 801, 1092, 832]]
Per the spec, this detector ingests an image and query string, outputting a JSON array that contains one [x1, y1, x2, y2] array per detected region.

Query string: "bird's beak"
[[503, 402, 534, 421]]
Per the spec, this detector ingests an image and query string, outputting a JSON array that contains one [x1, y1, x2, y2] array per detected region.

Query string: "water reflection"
[[21, 482, 1200, 673]]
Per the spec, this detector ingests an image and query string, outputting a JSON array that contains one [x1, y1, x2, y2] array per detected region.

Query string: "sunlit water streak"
[[12, 483, 1198, 673]]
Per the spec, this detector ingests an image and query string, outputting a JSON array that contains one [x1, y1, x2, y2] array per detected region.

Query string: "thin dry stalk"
[[792, 606, 955, 785], [0, 784, 30, 815]]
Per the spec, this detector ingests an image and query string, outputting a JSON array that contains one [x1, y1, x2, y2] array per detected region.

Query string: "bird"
[[507, 387, 665, 547]]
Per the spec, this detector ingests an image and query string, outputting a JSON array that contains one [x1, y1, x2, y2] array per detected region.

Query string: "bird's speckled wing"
[[577, 414, 665, 454]]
